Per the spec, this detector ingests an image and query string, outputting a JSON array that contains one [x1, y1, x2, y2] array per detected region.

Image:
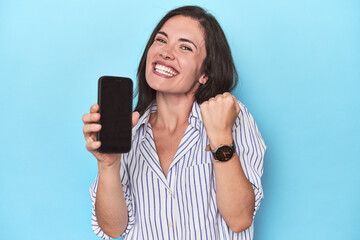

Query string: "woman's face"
[[145, 15, 207, 96]]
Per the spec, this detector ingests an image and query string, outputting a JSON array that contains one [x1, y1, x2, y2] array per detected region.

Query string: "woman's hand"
[[200, 92, 240, 149], [82, 104, 140, 167]]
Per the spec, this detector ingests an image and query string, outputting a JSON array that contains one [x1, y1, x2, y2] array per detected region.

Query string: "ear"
[[199, 74, 208, 85]]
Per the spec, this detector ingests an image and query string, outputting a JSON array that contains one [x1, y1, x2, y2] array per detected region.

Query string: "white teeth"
[[155, 64, 177, 76], [156, 69, 173, 76]]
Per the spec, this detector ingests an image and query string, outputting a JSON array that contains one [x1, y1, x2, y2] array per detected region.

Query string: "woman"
[[83, 6, 266, 240]]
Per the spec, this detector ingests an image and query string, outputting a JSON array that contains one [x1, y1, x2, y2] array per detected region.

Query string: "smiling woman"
[[135, 6, 238, 115], [83, 5, 266, 240]]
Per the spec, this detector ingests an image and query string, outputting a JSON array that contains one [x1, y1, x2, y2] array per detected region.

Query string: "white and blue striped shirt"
[[90, 100, 266, 240]]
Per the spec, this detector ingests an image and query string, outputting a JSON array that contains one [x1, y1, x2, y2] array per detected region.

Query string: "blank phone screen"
[[97, 76, 133, 153]]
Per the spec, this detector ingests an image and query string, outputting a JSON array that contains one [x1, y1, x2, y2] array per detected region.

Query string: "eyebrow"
[[157, 31, 198, 50]]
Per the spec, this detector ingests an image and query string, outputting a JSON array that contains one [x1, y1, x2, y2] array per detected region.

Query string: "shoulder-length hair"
[[134, 5, 238, 115]]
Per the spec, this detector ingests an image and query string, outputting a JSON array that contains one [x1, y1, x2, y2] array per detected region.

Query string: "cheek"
[[146, 45, 158, 71], [147, 44, 157, 60], [180, 59, 202, 78]]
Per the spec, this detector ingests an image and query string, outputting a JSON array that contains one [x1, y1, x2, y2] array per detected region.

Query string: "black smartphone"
[[97, 76, 133, 153]]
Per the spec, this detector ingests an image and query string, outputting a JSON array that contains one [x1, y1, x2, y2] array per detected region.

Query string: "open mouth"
[[153, 63, 179, 77]]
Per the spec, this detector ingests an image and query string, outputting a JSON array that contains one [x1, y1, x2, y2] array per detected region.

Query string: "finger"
[[201, 99, 209, 106], [222, 92, 231, 97], [82, 113, 90, 124], [82, 113, 100, 124], [90, 132, 97, 142], [214, 92, 230, 100], [208, 96, 215, 103], [84, 131, 98, 143], [214, 94, 222, 100], [86, 140, 101, 152], [83, 123, 102, 135], [132, 111, 140, 128], [90, 104, 99, 113], [232, 95, 241, 114], [83, 124, 101, 142]]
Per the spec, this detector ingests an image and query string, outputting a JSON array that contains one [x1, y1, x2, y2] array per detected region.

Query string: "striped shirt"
[[90, 100, 266, 240]]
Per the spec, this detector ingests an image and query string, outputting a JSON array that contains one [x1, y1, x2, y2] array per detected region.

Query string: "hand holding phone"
[[82, 76, 138, 165], [82, 103, 140, 167]]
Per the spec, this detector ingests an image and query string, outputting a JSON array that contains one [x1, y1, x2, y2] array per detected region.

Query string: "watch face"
[[215, 146, 234, 161]]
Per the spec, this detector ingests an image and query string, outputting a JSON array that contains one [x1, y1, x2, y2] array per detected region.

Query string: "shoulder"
[[233, 99, 267, 149], [233, 100, 264, 139], [233, 100, 252, 129]]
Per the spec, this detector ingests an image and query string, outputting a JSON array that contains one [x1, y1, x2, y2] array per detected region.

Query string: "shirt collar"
[[188, 101, 203, 130], [132, 101, 157, 139], [132, 100, 204, 139]]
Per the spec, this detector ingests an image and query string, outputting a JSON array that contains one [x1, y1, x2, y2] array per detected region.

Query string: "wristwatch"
[[206, 141, 236, 162]]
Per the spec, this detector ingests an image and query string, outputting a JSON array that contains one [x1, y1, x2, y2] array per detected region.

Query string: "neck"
[[150, 93, 195, 133]]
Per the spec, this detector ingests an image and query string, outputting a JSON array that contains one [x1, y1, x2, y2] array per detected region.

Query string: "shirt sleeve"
[[89, 174, 112, 239], [89, 155, 135, 239], [233, 102, 267, 215]]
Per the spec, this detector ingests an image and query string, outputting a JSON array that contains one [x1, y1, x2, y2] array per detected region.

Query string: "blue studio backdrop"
[[0, 0, 359, 239]]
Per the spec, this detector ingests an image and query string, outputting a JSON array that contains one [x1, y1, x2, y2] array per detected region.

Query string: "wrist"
[[97, 158, 121, 173], [208, 132, 233, 150]]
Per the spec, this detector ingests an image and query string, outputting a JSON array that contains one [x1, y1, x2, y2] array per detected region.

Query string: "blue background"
[[1, 0, 359, 239]]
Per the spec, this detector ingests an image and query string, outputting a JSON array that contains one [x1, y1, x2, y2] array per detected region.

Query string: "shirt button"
[[169, 222, 173, 228], [168, 190, 172, 195]]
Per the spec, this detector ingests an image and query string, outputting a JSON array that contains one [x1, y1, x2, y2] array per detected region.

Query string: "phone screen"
[[97, 76, 133, 153]]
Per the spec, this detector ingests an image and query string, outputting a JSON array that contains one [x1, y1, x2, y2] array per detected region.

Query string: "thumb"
[[132, 111, 140, 128], [232, 95, 241, 115]]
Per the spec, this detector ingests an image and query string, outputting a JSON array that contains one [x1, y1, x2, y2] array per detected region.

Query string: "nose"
[[160, 45, 175, 60]]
